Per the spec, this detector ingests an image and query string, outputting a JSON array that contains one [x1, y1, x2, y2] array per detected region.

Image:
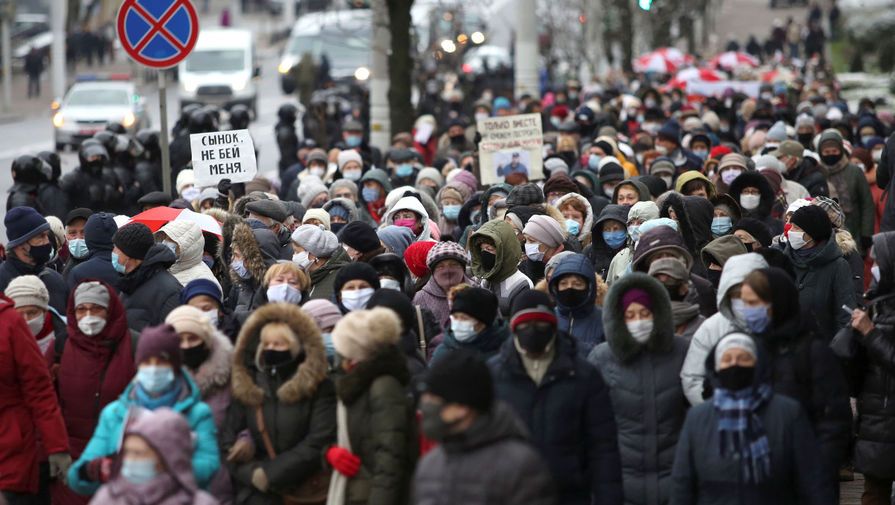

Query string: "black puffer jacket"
[[853, 231, 895, 479], [59, 165, 124, 214], [118, 244, 181, 330], [588, 273, 688, 505], [750, 267, 851, 478], [787, 157, 828, 198], [727, 171, 784, 237], [412, 403, 557, 505], [224, 303, 336, 505], [584, 204, 630, 279], [659, 193, 714, 277], [489, 333, 623, 505]]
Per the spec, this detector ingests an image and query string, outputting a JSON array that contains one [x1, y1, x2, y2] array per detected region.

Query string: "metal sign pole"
[[158, 70, 172, 196]]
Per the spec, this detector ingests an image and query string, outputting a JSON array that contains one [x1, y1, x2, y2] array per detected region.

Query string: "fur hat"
[[331, 307, 401, 362]]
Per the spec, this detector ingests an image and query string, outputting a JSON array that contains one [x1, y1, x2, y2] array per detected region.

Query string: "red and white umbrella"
[[633, 47, 694, 73], [125, 207, 223, 237], [663, 67, 726, 89], [708, 51, 760, 70]]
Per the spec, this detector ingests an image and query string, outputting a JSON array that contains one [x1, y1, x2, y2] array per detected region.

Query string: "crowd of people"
[[5, 40, 895, 505]]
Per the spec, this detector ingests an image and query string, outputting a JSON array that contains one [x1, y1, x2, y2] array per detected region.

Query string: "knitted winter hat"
[[5, 206, 50, 249], [790, 205, 832, 243], [451, 287, 498, 327], [302, 299, 343, 331], [523, 215, 564, 248], [337, 150, 363, 171], [302, 209, 331, 231], [505, 183, 544, 206], [179, 278, 223, 306], [113, 222, 155, 260], [543, 174, 580, 197], [135, 324, 183, 371], [621, 288, 653, 311], [298, 179, 329, 209], [426, 240, 467, 269], [715, 332, 757, 369], [509, 291, 558, 330], [5, 275, 49, 309], [329, 179, 358, 199], [340, 221, 381, 253], [333, 262, 381, 293], [404, 240, 437, 277], [291, 224, 340, 258], [73, 281, 110, 308], [377, 226, 415, 259], [165, 305, 214, 346], [420, 348, 493, 412]]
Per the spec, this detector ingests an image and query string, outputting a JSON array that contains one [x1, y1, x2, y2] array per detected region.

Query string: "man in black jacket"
[[0, 207, 69, 313], [771, 140, 829, 197], [489, 291, 622, 505]]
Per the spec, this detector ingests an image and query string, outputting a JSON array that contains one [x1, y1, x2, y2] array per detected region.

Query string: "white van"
[[178, 29, 259, 115]]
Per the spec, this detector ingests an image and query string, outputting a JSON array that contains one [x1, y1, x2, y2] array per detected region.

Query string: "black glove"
[[862, 236, 873, 252], [217, 178, 232, 197]]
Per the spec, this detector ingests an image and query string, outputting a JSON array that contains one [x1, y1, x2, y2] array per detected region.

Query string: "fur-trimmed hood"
[[229, 221, 279, 283], [189, 330, 233, 395], [554, 193, 594, 244], [322, 197, 360, 224], [728, 170, 776, 220], [601, 272, 675, 363], [231, 302, 329, 407]]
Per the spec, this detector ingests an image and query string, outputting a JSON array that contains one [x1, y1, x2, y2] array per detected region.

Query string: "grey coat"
[[589, 273, 689, 505]]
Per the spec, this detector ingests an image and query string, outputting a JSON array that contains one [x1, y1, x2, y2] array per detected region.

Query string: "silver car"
[[52, 78, 149, 151]]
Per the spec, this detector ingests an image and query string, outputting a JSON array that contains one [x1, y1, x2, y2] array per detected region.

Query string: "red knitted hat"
[[709, 145, 732, 160], [404, 241, 437, 277]]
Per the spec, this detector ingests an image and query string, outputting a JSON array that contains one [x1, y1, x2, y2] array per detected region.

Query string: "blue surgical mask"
[[345, 135, 362, 148], [161, 240, 178, 259], [136, 365, 175, 395], [232, 260, 251, 279], [692, 150, 708, 161], [443, 204, 461, 220], [111, 251, 126, 274], [565, 219, 580, 236], [711, 216, 732, 235], [742, 305, 771, 334], [69, 238, 89, 259], [862, 136, 875, 146], [628, 224, 641, 242], [395, 163, 414, 178], [120, 459, 158, 485], [202, 256, 214, 269], [362, 187, 380, 202], [588, 154, 602, 169], [603, 230, 627, 249]]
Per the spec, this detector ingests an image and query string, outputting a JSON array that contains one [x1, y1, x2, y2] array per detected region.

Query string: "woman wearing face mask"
[[413, 241, 476, 346], [4, 275, 68, 368], [51, 280, 135, 505], [322, 198, 359, 235], [782, 206, 856, 337], [157, 221, 221, 290], [69, 324, 219, 496], [728, 172, 783, 236], [589, 274, 689, 505], [165, 305, 235, 503], [91, 408, 219, 505], [670, 333, 833, 505], [229, 223, 282, 323], [584, 204, 630, 280], [385, 196, 432, 243], [605, 201, 660, 286], [327, 308, 416, 505], [555, 192, 594, 247], [182, 279, 239, 342], [290, 224, 349, 302], [332, 262, 381, 314], [549, 253, 608, 357], [469, 221, 533, 317], [222, 302, 335, 505], [709, 194, 741, 239], [520, 215, 567, 285], [435, 182, 472, 240], [429, 286, 508, 365], [712, 153, 747, 196], [261, 262, 310, 306], [368, 253, 414, 294]]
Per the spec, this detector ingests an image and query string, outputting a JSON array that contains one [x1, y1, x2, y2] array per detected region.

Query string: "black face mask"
[[331, 222, 346, 234], [743, 241, 754, 252], [556, 287, 588, 308], [29, 243, 54, 265], [718, 365, 755, 391], [182, 344, 210, 369], [705, 269, 722, 290], [479, 251, 496, 271], [663, 282, 686, 302], [821, 152, 842, 166], [515, 324, 555, 354], [262, 349, 294, 367], [450, 133, 466, 146], [797, 132, 814, 147], [419, 401, 460, 442]]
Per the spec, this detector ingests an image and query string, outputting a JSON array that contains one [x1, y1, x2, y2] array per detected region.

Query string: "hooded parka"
[[470, 219, 533, 317], [160, 220, 221, 290], [549, 254, 605, 357]]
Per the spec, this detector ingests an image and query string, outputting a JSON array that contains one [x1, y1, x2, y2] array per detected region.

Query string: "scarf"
[[366, 199, 386, 224], [135, 378, 183, 411], [824, 156, 853, 213], [670, 300, 700, 329], [713, 383, 773, 484]]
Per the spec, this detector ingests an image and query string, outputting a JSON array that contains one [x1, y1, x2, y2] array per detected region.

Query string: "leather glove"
[[217, 178, 232, 196], [326, 446, 361, 478], [251, 467, 269, 492], [79, 456, 113, 483], [226, 438, 255, 463], [48, 452, 72, 484]]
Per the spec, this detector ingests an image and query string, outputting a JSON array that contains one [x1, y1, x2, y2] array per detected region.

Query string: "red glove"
[[326, 446, 361, 477], [81, 457, 113, 483]]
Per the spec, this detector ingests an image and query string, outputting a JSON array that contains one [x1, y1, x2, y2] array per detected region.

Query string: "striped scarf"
[[713, 383, 773, 483]]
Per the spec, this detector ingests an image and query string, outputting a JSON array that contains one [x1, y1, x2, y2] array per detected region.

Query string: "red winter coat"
[[0, 294, 69, 494], [52, 280, 135, 505]]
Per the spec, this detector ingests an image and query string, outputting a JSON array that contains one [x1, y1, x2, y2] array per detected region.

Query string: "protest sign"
[[190, 129, 257, 186], [687, 80, 762, 98], [477, 113, 543, 185]]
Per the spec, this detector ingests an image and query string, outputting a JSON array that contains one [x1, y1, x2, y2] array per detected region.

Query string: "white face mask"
[[524, 242, 545, 262], [721, 169, 742, 186], [267, 283, 302, 304], [78, 315, 107, 336], [181, 187, 201, 201], [204, 309, 219, 327], [626, 319, 653, 343], [604, 187, 615, 198], [380, 278, 401, 290], [739, 194, 761, 210], [474, 112, 489, 121], [310, 166, 325, 178], [26, 314, 45, 336], [788, 231, 808, 250], [341, 287, 375, 311], [293, 251, 314, 270], [450, 316, 477, 342], [654, 145, 668, 155], [730, 298, 746, 321], [343, 170, 362, 181]]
